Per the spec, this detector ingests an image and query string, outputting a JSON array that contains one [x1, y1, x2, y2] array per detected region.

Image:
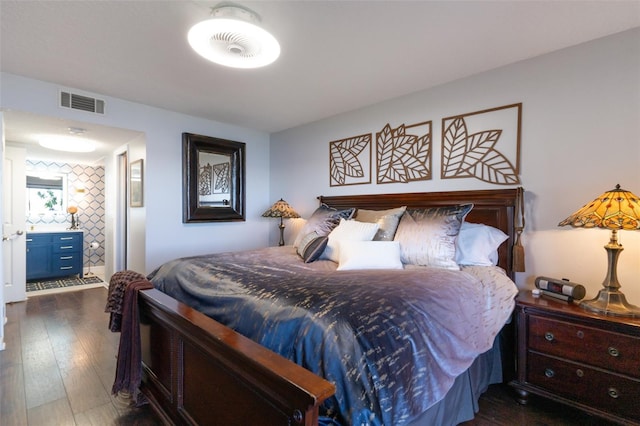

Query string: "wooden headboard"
[[319, 188, 519, 279]]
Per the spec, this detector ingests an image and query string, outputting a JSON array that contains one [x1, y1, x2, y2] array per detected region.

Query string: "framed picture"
[[130, 159, 144, 207], [182, 132, 246, 222]]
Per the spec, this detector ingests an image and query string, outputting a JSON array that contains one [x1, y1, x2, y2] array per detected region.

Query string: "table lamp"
[[67, 206, 79, 230], [262, 199, 300, 246], [558, 184, 640, 317]]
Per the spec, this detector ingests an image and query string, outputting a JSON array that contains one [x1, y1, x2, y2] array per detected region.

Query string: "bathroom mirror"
[[26, 172, 68, 215]]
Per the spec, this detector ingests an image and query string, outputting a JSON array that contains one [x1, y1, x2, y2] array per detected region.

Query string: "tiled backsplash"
[[26, 160, 105, 267]]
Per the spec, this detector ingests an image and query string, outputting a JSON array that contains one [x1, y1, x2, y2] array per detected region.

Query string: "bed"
[[135, 188, 520, 425]]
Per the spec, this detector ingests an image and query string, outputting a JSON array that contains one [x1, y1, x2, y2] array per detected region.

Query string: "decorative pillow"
[[393, 204, 473, 270], [293, 204, 355, 248], [355, 206, 406, 241], [455, 222, 508, 266], [296, 231, 329, 263], [337, 240, 404, 271], [321, 219, 379, 263]]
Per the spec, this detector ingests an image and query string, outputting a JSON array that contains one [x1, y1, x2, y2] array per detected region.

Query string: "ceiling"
[[2, 0, 639, 164]]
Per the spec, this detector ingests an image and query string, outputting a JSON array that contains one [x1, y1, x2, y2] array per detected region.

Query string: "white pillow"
[[337, 241, 403, 271], [455, 222, 508, 266], [322, 219, 379, 263]]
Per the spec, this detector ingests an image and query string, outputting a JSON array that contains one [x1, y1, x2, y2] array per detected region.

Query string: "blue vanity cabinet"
[[26, 231, 84, 280]]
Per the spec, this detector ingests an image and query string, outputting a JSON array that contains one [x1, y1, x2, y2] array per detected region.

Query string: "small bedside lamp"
[[559, 184, 640, 317], [262, 199, 300, 246]]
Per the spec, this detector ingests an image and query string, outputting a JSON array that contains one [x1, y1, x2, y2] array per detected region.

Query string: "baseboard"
[[84, 265, 105, 277]]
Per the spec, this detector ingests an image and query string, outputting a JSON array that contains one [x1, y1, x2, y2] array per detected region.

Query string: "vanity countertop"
[[27, 227, 84, 234]]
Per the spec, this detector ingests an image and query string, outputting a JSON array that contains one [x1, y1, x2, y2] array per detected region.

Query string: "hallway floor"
[[1, 287, 157, 425]]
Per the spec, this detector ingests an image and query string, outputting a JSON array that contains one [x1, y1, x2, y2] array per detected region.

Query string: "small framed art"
[[130, 159, 144, 207]]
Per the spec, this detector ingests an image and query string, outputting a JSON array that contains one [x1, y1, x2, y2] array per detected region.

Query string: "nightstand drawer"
[[527, 351, 640, 421], [529, 315, 640, 378]]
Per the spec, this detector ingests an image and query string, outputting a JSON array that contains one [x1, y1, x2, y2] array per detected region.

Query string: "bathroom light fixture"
[[39, 135, 96, 152], [188, 2, 280, 69], [68, 127, 87, 135]]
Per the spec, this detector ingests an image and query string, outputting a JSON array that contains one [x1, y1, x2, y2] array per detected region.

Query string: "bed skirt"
[[407, 334, 503, 425]]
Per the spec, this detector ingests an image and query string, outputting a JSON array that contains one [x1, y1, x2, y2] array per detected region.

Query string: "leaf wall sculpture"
[[327, 103, 521, 189], [376, 121, 431, 184], [199, 163, 212, 195], [329, 133, 372, 186], [212, 162, 230, 193], [441, 103, 521, 185]]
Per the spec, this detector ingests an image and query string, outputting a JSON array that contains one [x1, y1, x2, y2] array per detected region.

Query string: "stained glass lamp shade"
[[558, 184, 640, 317], [262, 199, 300, 246]]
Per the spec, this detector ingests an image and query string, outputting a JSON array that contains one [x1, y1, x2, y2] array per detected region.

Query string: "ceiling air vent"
[[60, 91, 105, 114]]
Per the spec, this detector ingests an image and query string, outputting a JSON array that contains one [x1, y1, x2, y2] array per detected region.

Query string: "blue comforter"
[[148, 246, 515, 425]]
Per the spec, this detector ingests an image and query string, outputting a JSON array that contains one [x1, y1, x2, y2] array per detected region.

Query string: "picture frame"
[[182, 132, 246, 222], [130, 159, 144, 207]]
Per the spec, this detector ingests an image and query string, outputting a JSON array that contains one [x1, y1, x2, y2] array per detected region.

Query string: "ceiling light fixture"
[[188, 2, 280, 69], [39, 135, 97, 153], [68, 126, 87, 135]]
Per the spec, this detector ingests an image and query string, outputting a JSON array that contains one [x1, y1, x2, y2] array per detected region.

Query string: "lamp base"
[[278, 220, 285, 246], [580, 289, 640, 318]]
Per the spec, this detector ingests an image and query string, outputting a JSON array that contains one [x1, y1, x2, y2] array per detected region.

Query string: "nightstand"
[[510, 291, 640, 425]]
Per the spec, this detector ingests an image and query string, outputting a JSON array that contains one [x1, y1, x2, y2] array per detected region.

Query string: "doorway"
[[2, 110, 144, 292], [116, 150, 128, 271]]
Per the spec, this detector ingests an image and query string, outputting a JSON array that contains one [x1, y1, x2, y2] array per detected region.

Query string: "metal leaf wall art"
[[377, 121, 431, 184], [441, 103, 521, 185], [329, 133, 372, 186], [199, 163, 212, 195], [212, 162, 230, 193], [328, 103, 521, 187]]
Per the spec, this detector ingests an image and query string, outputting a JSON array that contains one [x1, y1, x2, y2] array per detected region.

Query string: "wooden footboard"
[[138, 288, 335, 426]]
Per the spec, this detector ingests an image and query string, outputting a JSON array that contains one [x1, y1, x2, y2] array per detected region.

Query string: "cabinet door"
[[26, 241, 52, 280]]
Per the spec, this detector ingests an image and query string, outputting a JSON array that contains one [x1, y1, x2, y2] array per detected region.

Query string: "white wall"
[[1, 73, 272, 275], [0, 112, 5, 350], [127, 133, 147, 275], [270, 28, 640, 304]]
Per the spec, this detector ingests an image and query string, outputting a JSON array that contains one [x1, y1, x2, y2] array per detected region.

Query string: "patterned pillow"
[[394, 204, 473, 270], [355, 206, 406, 241], [296, 231, 329, 263], [293, 204, 355, 248]]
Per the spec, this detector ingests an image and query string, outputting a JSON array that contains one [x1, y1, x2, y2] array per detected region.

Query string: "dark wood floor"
[[0, 287, 621, 426]]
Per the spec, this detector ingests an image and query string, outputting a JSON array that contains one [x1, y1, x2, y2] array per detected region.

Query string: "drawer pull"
[[60, 237, 74, 240], [60, 256, 73, 260], [608, 388, 619, 399], [60, 245, 74, 250], [60, 266, 73, 270], [544, 332, 555, 342], [576, 330, 584, 339], [544, 368, 555, 378], [575, 369, 584, 378], [608, 347, 620, 357]]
